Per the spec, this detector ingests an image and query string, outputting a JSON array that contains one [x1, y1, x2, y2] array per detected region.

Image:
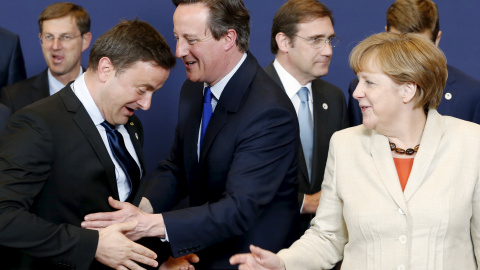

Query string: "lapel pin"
[[322, 103, 328, 110], [445, 92, 452, 100], [135, 133, 139, 140], [130, 122, 134, 125]]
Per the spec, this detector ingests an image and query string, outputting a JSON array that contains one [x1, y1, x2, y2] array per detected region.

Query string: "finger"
[[131, 241, 157, 260], [108, 196, 129, 210], [128, 246, 158, 267], [184, 253, 200, 263], [84, 211, 118, 222], [230, 253, 250, 265], [81, 220, 117, 229], [123, 259, 147, 270], [117, 265, 129, 270]]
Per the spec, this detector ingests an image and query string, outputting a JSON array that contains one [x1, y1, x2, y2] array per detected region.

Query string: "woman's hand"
[[230, 245, 285, 270]]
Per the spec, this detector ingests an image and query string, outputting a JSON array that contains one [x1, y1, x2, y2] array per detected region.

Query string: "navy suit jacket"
[[264, 62, 349, 232], [0, 27, 26, 90], [145, 52, 302, 269], [348, 65, 480, 126], [0, 86, 146, 269]]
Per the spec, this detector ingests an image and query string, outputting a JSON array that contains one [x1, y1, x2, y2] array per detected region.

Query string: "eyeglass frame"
[[39, 33, 83, 45], [293, 34, 340, 49]]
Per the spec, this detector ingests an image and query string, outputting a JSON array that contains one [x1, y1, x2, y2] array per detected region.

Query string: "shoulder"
[[2, 71, 46, 94], [447, 65, 480, 90], [312, 78, 344, 96]]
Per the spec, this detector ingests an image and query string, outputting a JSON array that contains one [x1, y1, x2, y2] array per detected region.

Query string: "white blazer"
[[279, 109, 480, 270]]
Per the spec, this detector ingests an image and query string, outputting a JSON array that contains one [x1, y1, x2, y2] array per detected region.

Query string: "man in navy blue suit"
[[82, 0, 301, 269], [0, 27, 26, 90], [347, 0, 480, 126]]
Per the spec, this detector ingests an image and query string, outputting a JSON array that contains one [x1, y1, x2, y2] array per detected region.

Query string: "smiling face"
[[353, 61, 405, 132], [98, 60, 170, 126], [173, 3, 229, 86], [40, 15, 91, 84], [286, 16, 334, 85]]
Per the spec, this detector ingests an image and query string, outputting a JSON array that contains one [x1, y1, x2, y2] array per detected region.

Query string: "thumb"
[[108, 196, 125, 210], [185, 253, 200, 263], [117, 220, 138, 233]]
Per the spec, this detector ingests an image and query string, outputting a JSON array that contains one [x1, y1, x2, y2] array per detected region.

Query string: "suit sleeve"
[[0, 110, 98, 269], [279, 133, 346, 269], [6, 34, 26, 86], [162, 104, 299, 257]]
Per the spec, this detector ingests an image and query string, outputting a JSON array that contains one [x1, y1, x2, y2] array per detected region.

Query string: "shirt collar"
[[204, 52, 248, 100], [70, 73, 105, 126], [48, 67, 83, 95], [273, 58, 312, 98]]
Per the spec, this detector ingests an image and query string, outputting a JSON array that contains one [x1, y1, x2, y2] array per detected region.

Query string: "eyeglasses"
[[294, 35, 340, 49], [39, 34, 82, 45]]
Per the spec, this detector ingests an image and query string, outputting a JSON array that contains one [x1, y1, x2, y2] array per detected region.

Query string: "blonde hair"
[[350, 32, 447, 110]]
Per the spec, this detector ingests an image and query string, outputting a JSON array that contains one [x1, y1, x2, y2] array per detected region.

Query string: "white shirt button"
[[398, 208, 404, 215], [399, 235, 407, 244], [397, 265, 405, 270]]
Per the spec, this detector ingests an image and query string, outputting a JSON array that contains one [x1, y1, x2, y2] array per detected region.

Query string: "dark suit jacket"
[[0, 68, 49, 113], [347, 65, 480, 126], [0, 85, 146, 270], [0, 27, 26, 90], [145, 53, 302, 269], [264, 62, 349, 232], [0, 103, 10, 135]]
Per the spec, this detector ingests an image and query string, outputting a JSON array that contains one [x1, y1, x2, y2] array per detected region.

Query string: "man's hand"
[[230, 245, 285, 270], [301, 191, 321, 214], [82, 196, 165, 240], [159, 254, 199, 270], [95, 221, 158, 269]]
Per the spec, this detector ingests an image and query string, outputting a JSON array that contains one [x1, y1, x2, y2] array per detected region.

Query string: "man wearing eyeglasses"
[[0, 2, 92, 113], [264, 0, 349, 233]]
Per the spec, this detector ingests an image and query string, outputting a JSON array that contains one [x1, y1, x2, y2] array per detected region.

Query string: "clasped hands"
[[82, 196, 198, 270]]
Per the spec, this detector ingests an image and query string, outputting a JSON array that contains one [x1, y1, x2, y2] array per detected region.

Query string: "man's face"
[[286, 17, 335, 85], [99, 61, 170, 126], [39, 15, 91, 83], [173, 3, 228, 86]]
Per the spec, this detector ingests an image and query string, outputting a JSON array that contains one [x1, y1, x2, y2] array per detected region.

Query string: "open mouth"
[[52, 55, 64, 64]]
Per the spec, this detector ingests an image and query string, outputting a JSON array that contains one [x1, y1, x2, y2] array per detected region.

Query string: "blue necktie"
[[101, 121, 140, 199], [200, 86, 213, 148], [298, 87, 313, 181]]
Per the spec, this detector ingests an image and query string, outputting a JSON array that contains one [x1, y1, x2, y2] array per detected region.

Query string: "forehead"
[[296, 16, 334, 36], [173, 3, 210, 35], [118, 61, 170, 89], [42, 15, 79, 34]]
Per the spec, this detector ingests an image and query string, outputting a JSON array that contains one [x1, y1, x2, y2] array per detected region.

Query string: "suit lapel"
[[59, 87, 120, 200], [30, 69, 50, 102], [124, 119, 145, 174], [199, 52, 259, 162], [403, 109, 444, 201], [370, 129, 408, 212]]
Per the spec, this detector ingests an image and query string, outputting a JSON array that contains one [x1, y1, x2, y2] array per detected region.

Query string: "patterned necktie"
[[297, 87, 313, 182], [101, 121, 140, 198], [200, 86, 213, 149]]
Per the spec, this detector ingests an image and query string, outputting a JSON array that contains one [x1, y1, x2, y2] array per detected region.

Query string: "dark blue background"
[[1, 1, 479, 175]]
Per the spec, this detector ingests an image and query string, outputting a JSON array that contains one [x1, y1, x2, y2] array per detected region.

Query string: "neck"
[[383, 106, 427, 150], [276, 54, 314, 86], [210, 49, 244, 86], [52, 66, 81, 85]]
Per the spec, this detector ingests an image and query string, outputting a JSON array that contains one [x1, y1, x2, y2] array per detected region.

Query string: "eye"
[[45, 35, 54, 41], [365, 80, 375, 85], [62, 35, 71, 41], [187, 39, 198, 45]]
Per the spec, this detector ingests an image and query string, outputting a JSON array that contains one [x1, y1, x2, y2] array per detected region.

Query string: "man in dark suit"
[[0, 27, 26, 90], [82, 0, 301, 269], [0, 3, 92, 113], [348, 0, 480, 126], [264, 0, 348, 232], [0, 20, 176, 270]]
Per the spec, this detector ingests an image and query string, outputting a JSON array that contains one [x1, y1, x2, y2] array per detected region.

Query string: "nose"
[[175, 39, 188, 58], [138, 93, 153, 111], [321, 41, 333, 56], [352, 80, 363, 100], [52, 37, 62, 50]]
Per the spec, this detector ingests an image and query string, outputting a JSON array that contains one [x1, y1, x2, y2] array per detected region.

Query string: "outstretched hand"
[[82, 196, 165, 240], [229, 245, 285, 270], [160, 254, 200, 270], [95, 220, 158, 270]]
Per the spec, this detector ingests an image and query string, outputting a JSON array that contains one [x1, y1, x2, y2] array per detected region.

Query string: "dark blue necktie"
[[200, 86, 212, 148], [101, 121, 140, 199]]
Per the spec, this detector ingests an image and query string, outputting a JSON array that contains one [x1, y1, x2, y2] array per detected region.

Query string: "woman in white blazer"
[[230, 32, 480, 270]]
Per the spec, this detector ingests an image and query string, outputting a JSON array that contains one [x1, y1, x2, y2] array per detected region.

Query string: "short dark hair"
[[173, 0, 250, 52], [88, 20, 176, 75], [38, 2, 90, 35], [386, 0, 440, 43], [271, 0, 333, 54]]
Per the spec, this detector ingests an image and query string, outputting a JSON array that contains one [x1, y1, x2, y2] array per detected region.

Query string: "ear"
[[275, 32, 291, 54], [223, 29, 237, 51], [434, 30, 442, 47], [81, 32, 93, 52], [402, 82, 417, 104], [384, 26, 388, 32], [97, 57, 114, 82]]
